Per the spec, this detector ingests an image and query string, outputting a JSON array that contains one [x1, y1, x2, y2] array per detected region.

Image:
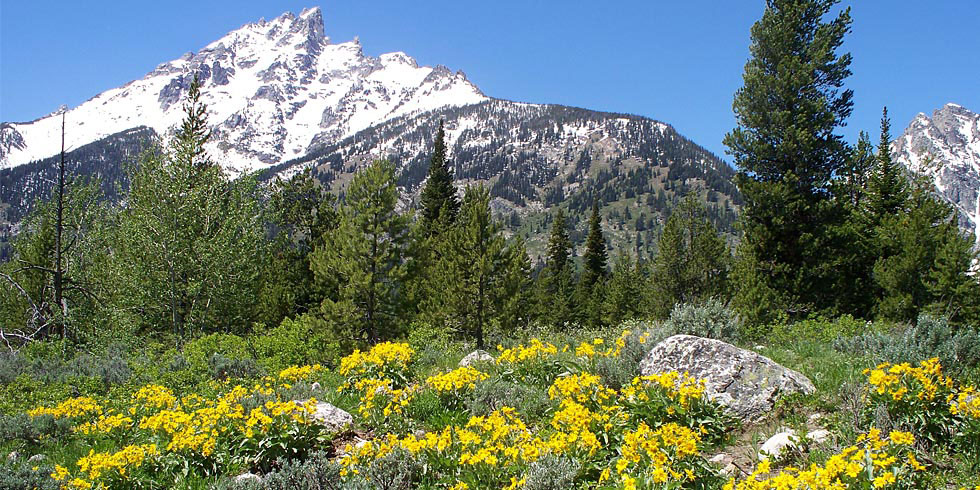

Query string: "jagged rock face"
[[892, 103, 980, 244], [640, 335, 815, 421], [0, 7, 485, 172]]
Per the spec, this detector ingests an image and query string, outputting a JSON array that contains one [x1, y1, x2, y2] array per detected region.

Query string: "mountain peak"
[[0, 5, 487, 171]]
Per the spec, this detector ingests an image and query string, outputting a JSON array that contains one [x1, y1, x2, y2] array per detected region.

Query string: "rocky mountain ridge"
[[0, 7, 485, 172], [891, 103, 980, 244]]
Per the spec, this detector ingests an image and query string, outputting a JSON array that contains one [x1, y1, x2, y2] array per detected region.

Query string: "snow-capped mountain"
[[0, 7, 741, 258], [891, 103, 980, 244], [0, 7, 485, 172]]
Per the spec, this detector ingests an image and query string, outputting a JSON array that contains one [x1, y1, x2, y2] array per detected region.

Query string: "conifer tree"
[[724, 0, 854, 324], [118, 74, 264, 339], [311, 160, 410, 344], [427, 185, 513, 348], [581, 201, 608, 287], [867, 107, 908, 224], [536, 209, 575, 327], [419, 120, 460, 234], [650, 196, 730, 317], [603, 254, 647, 326], [258, 168, 338, 325]]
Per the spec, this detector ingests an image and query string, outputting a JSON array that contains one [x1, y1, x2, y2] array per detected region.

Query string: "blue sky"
[[1, 1, 978, 162]]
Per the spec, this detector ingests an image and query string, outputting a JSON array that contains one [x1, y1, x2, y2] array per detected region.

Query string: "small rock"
[[807, 413, 824, 424], [708, 453, 731, 465], [355, 438, 369, 449], [759, 429, 798, 461], [7, 451, 19, 462], [806, 429, 831, 444], [296, 400, 353, 432], [722, 463, 738, 476], [311, 381, 321, 392], [459, 350, 494, 367], [754, 345, 765, 350], [640, 335, 815, 421], [27, 454, 45, 464], [235, 472, 262, 484]]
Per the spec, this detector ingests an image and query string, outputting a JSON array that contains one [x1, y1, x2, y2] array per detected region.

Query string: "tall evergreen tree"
[[603, 254, 648, 326], [650, 196, 730, 317], [867, 107, 908, 224], [310, 160, 411, 344], [117, 74, 264, 340], [425, 185, 515, 348], [581, 201, 608, 287], [724, 0, 854, 324], [419, 120, 460, 233], [535, 209, 575, 327], [257, 168, 338, 325]]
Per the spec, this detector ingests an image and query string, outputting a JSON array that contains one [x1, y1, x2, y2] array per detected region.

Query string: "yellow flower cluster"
[[605, 422, 700, 486], [278, 363, 323, 382], [949, 385, 980, 419], [620, 372, 706, 410], [548, 373, 617, 405], [29, 396, 103, 419], [72, 411, 133, 435], [574, 329, 647, 359], [496, 339, 559, 365], [864, 357, 954, 403], [77, 444, 158, 480], [724, 428, 923, 490], [131, 384, 176, 410], [426, 366, 490, 393], [339, 342, 414, 377]]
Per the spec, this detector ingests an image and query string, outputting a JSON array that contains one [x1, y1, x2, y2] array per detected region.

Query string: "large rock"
[[459, 350, 494, 367], [296, 400, 353, 431], [640, 335, 815, 421]]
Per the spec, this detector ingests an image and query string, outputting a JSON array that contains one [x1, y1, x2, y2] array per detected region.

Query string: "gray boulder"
[[640, 334, 815, 421], [295, 400, 353, 431], [234, 472, 262, 485], [459, 350, 494, 367]]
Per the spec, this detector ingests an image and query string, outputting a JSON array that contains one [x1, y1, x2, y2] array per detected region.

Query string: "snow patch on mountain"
[[892, 103, 980, 244], [0, 7, 486, 172]]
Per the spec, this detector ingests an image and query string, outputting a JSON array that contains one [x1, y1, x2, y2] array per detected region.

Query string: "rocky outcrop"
[[640, 335, 815, 421], [892, 103, 980, 245], [459, 350, 494, 367], [296, 400, 352, 432]]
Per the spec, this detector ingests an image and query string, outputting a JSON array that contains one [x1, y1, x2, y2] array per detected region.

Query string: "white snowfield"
[[0, 7, 487, 173]]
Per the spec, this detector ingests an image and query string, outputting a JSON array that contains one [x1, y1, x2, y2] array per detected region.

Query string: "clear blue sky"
[[2, 1, 978, 162]]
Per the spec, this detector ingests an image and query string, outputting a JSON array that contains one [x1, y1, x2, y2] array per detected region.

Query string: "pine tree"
[[118, 74, 264, 339], [419, 120, 460, 234], [426, 185, 513, 348], [867, 107, 908, 224], [311, 160, 411, 344], [258, 168, 338, 325], [839, 131, 875, 208], [603, 254, 647, 326], [581, 201, 608, 287], [546, 209, 572, 274], [724, 0, 854, 324], [536, 209, 575, 328], [650, 196, 730, 317]]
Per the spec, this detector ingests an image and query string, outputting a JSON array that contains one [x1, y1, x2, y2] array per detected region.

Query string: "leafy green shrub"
[[407, 321, 463, 372], [662, 299, 740, 342], [769, 314, 869, 345], [465, 378, 551, 420], [220, 451, 343, 490], [209, 353, 263, 381], [0, 458, 59, 490], [833, 314, 980, 372], [183, 333, 253, 374], [253, 317, 333, 373], [0, 413, 70, 446], [522, 454, 580, 490]]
